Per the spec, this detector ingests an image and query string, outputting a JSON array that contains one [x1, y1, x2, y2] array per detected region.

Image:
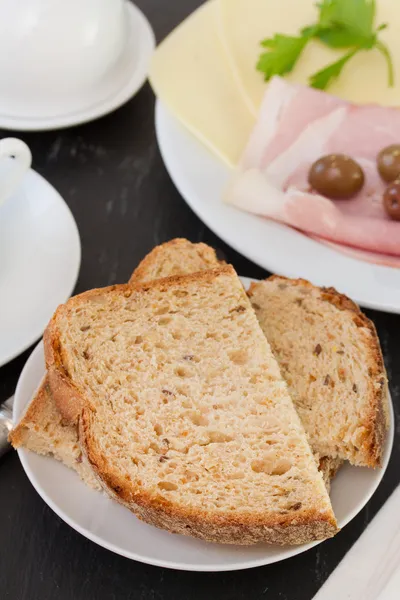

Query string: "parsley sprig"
[[256, 0, 393, 90]]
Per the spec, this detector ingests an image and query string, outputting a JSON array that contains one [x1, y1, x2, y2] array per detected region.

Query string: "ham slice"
[[226, 77, 400, 258], [310, 236, 400, 269]]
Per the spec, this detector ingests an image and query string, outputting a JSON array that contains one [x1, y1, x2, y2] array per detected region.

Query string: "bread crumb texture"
[[9, 380, 100, 489], [51, 267, 336, 544], [249, 277, 389, 467], [130, 238, 221, 284]]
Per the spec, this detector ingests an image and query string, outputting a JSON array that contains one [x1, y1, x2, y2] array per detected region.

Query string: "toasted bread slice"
[[130, 240, 342, 485], [10, 239, 343, 490], [130, 238, 222, 284], [248, 277, 389, 467], [9, 239, 221, 487], [9, 378, 100, 489], [44, 266, 337, 545]]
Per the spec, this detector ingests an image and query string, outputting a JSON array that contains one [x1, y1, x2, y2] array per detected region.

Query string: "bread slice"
[[44, 266, 337, 545], [319, 456, 342, 492], [248, 276, 389, 467], [9, 239, 222, 486], [130, 238, 222, 284], [130, 240, 342, 487], [9, 378, 100, 489], [9, 239, 337, 489]]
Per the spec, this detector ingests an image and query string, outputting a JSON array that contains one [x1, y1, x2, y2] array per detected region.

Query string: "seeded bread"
[[129, 240, 342, 487], [9, 378, 100, 489], [9, 239, 222, 487], [248, 277, 389, 467], [44, 266, 337, 545], [10, 239, 339, 490], [130, 238, 222, 284]]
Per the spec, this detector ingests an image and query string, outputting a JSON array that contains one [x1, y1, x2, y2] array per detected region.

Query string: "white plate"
[[13, 285, 394, 572], [0, 168, 80, 366], [155, 100, 400, 314], [0, 3, 155, 131]]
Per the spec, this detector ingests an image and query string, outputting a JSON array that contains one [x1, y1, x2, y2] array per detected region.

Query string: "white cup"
[[0, 139, 32, 208]]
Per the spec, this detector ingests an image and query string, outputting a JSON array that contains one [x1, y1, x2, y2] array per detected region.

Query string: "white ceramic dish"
[[0, 3, 155, 131], [0, 0, 127, 113], [155, 100, 400, 314], [13, 282, 394, 572], [0, 169, 80, 367]]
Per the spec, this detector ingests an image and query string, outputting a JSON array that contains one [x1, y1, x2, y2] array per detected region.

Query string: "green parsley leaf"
[[309, 49, 357, 89], [257, 0, 394, 90], [317, 0, 340, 28], [316, 26, 371, 48], [257, 34, 310, 81], [376, 23, 388, 33], [300, 25, 320, 38], [317, 0, 375, 38]]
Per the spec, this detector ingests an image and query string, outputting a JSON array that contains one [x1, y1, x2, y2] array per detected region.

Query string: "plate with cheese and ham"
[[150, 0, 400, 313]]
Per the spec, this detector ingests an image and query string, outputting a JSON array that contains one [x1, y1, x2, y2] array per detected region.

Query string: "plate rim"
[[0, 169, 81, 367], [155, 99, 400, 314], [13, 283, 395, 572], [0, 3, 155, 131]]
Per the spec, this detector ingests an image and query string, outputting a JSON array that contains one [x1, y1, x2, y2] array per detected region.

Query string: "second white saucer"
[[0, 168, 81, 366], [0, 2, 155, 131]]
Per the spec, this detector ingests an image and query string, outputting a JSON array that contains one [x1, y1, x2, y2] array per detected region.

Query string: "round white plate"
[[13, 286, 394, 572], [155, 100, 400, 314], [0, 3, 155, 131], [0, 167, 80, 366]]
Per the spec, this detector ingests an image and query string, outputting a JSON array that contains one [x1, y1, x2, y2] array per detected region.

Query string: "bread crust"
[[129, 238, 221, 284], [248, 275, 389, 468], [45, 268, 235, 424], [319, 457, 343, 493], [8, 377, 48, 447], [45, 266, 338, 545], [79, 411, 337, 545]]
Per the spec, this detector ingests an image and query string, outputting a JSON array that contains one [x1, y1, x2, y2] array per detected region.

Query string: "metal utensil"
[[0, 396, 14, 457]]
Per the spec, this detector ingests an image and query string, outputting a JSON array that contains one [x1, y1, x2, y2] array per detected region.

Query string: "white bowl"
[[0, 0, 127, 117]]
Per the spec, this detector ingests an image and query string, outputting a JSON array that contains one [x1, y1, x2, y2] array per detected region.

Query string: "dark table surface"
[[1, 1, 399, 599]]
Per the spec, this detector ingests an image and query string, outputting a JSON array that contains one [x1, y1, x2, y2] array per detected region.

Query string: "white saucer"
[[13, 285, 394, 572], [0, 168, 80, 367], [155, 100, 400, 314], [0, 3, 155, 131]]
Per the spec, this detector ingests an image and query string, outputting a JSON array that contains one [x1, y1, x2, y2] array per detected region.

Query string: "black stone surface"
[[0, 2, 399, 598]]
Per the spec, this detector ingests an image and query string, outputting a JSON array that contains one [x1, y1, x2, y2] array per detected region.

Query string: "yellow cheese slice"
[[149, 0, 255, 167], [217, 0, 400, 115]]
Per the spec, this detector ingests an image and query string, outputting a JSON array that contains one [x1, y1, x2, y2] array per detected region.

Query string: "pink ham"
[[309, 236, 400, 268], [226, 77, 400, 258], [241, 77, 347, 170]]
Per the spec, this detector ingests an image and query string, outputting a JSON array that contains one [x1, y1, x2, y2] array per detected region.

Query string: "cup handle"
[[0, 138, 32, 207]]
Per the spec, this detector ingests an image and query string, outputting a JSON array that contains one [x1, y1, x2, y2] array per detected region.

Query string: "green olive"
[[308, 154, 364, 200], [377, 144, 400, 183]]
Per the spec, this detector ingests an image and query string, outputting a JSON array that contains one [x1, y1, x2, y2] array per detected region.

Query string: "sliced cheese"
[[149, 0, 255, 167], [217, 0, 400, 115]]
